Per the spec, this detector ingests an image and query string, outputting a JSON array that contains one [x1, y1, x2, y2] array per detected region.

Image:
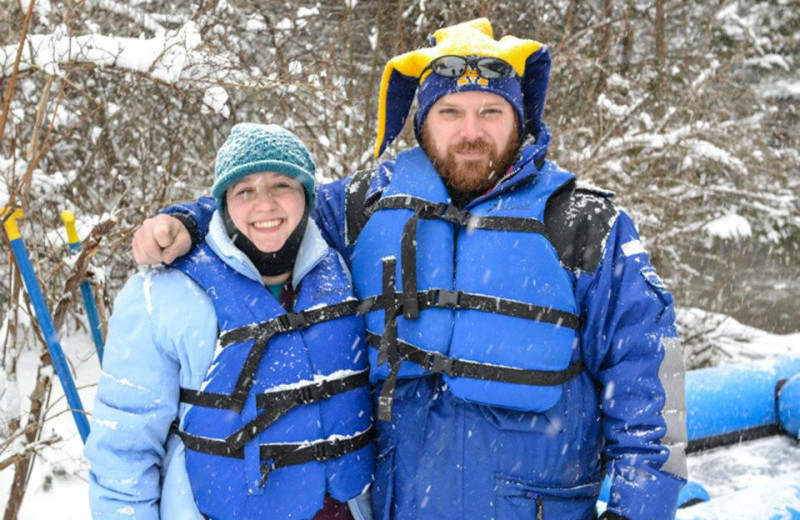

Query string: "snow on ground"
[[688, 436, 800, 499], [0, 330, 98, 519], [1, 311, 798, 518], [678, 436, 800, 520]]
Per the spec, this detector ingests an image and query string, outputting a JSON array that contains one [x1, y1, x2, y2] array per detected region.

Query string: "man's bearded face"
[[420, 91, 520, 194]]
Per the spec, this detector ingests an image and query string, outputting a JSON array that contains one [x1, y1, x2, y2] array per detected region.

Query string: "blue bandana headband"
[[413, 64, 525, 144]]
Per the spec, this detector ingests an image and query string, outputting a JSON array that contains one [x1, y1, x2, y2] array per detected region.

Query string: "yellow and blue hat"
[[374, 18, 552, 157]]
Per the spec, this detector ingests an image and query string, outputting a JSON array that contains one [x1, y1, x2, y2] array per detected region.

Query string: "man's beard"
[[422, 131, 520, 195]]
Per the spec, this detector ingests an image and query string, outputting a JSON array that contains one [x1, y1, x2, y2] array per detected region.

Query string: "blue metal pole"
[[61, 211, 104, 362], [3, 207, 91, 443]]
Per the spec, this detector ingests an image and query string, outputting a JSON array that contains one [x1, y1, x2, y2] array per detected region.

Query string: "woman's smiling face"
[[225, 172, 306, 253]]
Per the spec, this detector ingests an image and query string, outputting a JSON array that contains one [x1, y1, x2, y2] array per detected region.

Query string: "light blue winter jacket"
[[84, 212, 373, 520]]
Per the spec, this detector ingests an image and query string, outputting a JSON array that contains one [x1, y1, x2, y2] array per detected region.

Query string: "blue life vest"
[[351, 147, 582, 417], [172, 244, 374, 520]]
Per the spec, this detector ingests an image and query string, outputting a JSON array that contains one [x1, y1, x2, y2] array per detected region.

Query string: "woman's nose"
[[252, 188, 279, 207]]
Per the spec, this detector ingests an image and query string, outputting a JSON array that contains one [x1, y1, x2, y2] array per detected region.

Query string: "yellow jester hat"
[[374, 18, 552, 157]]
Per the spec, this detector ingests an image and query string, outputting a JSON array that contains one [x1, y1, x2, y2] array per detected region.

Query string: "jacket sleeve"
[[160, 196, 217, 248], [313, 164, 394, 266], [578, 211, 688, 520], [84, 273, 182, 520], [313, 176, 350, 256]]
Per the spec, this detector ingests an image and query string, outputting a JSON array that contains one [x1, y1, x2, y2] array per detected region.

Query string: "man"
[[133, 19, 687, 520]]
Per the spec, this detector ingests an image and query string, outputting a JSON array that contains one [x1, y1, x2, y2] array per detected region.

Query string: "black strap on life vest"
[[175, 422, 374, 487], [368, 196, 582, 421], [373, 196, 549, 321], [375, 258, 404, 422], [212, 299, 365, 412], [367, 332, 584, 386], [418, 289, 582, 329], [257, 426, 374, 486], [177, 370, 370, 458]]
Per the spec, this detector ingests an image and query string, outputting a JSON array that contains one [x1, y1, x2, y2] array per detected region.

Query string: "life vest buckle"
[[277, 311, 308, 332], [421, 351, 456, 376], [424, 202, 469, 226], [312, 441, 331, 461], [297, 383, 321, 404], [428, 289, 461, 308]]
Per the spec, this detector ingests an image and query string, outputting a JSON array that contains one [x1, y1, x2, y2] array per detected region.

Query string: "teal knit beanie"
[[212, 123, 316, 209]]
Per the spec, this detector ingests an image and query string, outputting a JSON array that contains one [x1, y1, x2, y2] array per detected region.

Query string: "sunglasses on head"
[[422, 55, 517, 80]]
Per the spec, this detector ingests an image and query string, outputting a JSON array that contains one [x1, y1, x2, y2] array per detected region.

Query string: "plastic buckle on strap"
[[421, 351, 455, 375], [297, 384, 320, 404], [277, 311, 307, 332], [434, 290, 460, 308], [427, 202, 450, 218], [431, 354, 455, 376], [312, 442, 331, 461]]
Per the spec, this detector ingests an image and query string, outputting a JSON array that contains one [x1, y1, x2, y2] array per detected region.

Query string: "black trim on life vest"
[[544, 180, 617, 275], [176, 370, 370, 458], [211, 299, 365, 411], [367, 332, 584, 387]]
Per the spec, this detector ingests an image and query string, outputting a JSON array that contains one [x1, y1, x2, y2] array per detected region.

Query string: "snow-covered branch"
[[0, 22, 227, 86]]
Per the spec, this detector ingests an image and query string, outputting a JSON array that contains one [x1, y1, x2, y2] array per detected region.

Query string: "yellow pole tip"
[[2, 206, 23, 218], [2, 207, 24, 240], [61, 210, 76, 224]]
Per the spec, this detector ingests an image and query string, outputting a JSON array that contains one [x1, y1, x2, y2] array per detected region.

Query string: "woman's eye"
[[271, 183, 293, 193]]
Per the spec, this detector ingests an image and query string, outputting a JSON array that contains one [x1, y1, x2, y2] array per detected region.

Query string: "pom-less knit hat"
[[212, 123, 316, 209], [374, 18, 552, 157]]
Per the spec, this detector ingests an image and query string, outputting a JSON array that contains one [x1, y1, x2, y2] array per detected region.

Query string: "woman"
[[85, 124, 375, 520]]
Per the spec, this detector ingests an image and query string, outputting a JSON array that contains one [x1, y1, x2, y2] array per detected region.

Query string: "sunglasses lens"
[[432, 56, 468, 77], [477, 58, 514, 79]]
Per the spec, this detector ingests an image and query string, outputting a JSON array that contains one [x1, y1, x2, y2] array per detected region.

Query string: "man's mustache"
[[453, 140, 492, 153]]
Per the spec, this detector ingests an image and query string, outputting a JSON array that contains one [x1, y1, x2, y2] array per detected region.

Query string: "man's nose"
[[460, 113, 483, 140]]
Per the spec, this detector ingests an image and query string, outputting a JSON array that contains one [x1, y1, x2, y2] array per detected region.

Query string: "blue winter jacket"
[[163, 136, 688, 520], [85, 213, 374, 520]]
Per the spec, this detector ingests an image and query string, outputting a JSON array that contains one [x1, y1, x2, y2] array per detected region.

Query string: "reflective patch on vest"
[[659, 336, 688, 479], [621, 239, 646, 257], [640, 266, 666, 290]]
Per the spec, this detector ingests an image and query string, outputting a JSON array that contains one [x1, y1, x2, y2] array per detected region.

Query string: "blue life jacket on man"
[[172, 243, 375, 520], [351, 146, 584, 420]]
